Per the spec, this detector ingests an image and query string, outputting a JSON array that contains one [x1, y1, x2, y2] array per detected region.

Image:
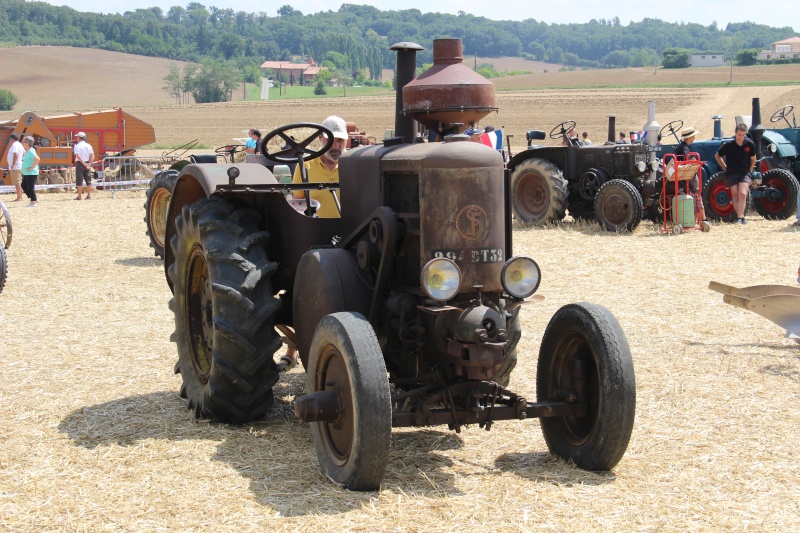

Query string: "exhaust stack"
[[749, 97, 765, 159], [607, 114, 616, 143], [390, 41, 424, 144]]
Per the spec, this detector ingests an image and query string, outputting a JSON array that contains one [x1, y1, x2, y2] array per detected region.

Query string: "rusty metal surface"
[[294, 390, 342, 423], [402, 38, 496, 133], [446, 339, 506, 380]]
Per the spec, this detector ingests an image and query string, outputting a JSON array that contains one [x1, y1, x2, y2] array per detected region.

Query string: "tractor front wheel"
[[144, 170, 179, 259], [594, 179, 643, 232], [537, 303, 636, 471], [169, 197, 281, 423], [0, 245, 7, 293], [0, 200, 11, 249], [753, 168, 799, 220], [510, 158, 568, 225], [307, 312, 391, 491]]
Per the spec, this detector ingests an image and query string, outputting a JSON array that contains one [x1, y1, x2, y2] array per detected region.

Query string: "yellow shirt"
[[292, 156, 341, 218]]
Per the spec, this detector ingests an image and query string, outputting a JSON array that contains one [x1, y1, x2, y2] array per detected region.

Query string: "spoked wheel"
[[0, 245, 7, 293], [143, 170, 179, 259], [753, 168, 799, 220], [215, 144, 247, 163], [659, 120, 684, 144], [510, 158, 568, 225], [594, 179, 644, 232], [702, 171, 748, 222], [307, 312, 391, 491], [537, 303, 636, 471], [0, 200, 11, 249], [169, 197, 282, 423]]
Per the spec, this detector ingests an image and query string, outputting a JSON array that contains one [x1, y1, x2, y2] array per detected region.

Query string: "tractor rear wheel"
[[510, 158, 568, 225], [169, 197, 281, 423], [594, 179, 643, 232], [144, 170, 179, 259], [537, 303, 635, 471], [0, 245, 7, 293], [703, 171, 749, 222], [753, 168, 799, 220], [0, 200, 11, 249], [307, 312, 391, 491]]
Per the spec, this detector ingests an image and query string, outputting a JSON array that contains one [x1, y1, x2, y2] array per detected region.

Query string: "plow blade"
[[709, 282, 800, 337]]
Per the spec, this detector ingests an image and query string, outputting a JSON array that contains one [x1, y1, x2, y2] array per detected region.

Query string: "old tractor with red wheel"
[[160, 39, 636, 491]]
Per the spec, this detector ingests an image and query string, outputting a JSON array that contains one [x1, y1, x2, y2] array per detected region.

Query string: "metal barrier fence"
[[96, 155, 185, 197]]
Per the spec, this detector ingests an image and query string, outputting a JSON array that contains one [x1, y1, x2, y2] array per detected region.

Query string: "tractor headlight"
[[501, 256, 541, 299], [768, 143, 777, 153], [421, 258, 462, 302], [650, 159, 660, 171], [636, 161, 647, 173]]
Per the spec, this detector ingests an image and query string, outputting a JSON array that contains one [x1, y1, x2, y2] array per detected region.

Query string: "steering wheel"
[[770, 104, 793, 126], [260, 123, 334, 164], [549, 120, 577, 140], [659, 120, 684, 142], [215, 144, 247, 155]]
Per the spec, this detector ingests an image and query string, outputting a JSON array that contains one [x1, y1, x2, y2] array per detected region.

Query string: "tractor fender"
[[163, 163, 278, 289], [293, 248, 372, 369]]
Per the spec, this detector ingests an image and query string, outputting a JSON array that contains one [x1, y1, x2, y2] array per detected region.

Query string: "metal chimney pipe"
[[390, 41, 424, 144], [607, 114, 616, 143], [712, 115, 723, 139], [642, 100, 660, 148], [749, 97, 765, 159]]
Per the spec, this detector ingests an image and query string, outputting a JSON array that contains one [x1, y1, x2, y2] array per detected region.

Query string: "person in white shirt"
[[6, 133, 25, 202], [73, 132, 95, 200]]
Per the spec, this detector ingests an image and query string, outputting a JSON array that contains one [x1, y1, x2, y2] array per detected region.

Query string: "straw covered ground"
[[0, 190, 798, 531]]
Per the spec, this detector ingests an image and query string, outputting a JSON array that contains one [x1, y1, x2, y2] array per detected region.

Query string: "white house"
[[757, 37, 800, 60], [690, 53, 726, 67]]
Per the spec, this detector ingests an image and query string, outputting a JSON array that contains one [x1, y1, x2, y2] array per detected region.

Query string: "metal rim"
[[759, 174, 790, 214], [0, 201, 10, 249], [186, 246, 213, 383], [598, 184, 633, 226], [315, 344, 355, 466], [514, 171, 549, 219], [149, 188, 172, 249], [546, 333, 600, 446], [709, 180, 735, 217]]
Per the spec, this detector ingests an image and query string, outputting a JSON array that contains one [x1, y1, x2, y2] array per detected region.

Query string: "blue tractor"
[[655, 98, 799, 222]]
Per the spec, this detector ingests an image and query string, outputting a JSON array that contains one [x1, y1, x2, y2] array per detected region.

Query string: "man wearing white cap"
[[291, 115, 348, 218], [73, 132, 95, 200]]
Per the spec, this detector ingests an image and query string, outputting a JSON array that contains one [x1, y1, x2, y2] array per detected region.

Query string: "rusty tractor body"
[[508, 115, 657, 232], [161, 39, 636, 491]]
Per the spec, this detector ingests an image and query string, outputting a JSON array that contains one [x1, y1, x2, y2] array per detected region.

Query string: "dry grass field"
[[1, 192, 798, 531], [1, 46, 800, 531]]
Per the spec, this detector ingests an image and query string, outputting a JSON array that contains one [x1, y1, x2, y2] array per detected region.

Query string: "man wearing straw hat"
[[671, 126, 707, 222]]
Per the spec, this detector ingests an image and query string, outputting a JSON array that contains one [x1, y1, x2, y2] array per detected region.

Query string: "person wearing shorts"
[[6, 133, 25, 202], [73, 132, 95, 200], [715, 123, 756, 224]]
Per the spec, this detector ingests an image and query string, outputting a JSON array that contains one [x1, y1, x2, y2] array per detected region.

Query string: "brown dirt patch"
[[1, 192, 798, 530]]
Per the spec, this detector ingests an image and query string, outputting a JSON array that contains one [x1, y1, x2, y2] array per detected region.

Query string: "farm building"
[[757, 36, 800, 60], [260, 59, 325, 85], [690, 54, 726, 67]]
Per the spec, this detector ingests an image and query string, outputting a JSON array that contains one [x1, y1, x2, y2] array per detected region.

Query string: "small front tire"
[[307, 312, 391, 491], [537, 303, 636, 471]]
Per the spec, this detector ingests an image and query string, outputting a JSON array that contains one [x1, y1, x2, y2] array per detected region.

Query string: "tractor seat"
[[189, 154, 218, 164]]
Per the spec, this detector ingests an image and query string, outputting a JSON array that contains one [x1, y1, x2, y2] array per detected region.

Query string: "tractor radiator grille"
[[613, 151, 632, 177], [387, 173, 421, 288]]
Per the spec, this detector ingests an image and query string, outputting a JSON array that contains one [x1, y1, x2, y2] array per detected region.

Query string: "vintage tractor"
[[161, 39, 636, 491], [656, 98, 799, 223], [509, 114, 658, 232]]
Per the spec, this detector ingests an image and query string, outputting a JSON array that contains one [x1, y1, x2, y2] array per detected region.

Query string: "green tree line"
[[0, 0, 794, 71]]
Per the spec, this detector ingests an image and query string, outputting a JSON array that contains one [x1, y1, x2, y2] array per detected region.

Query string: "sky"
[[40, 0, 800, 30]]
